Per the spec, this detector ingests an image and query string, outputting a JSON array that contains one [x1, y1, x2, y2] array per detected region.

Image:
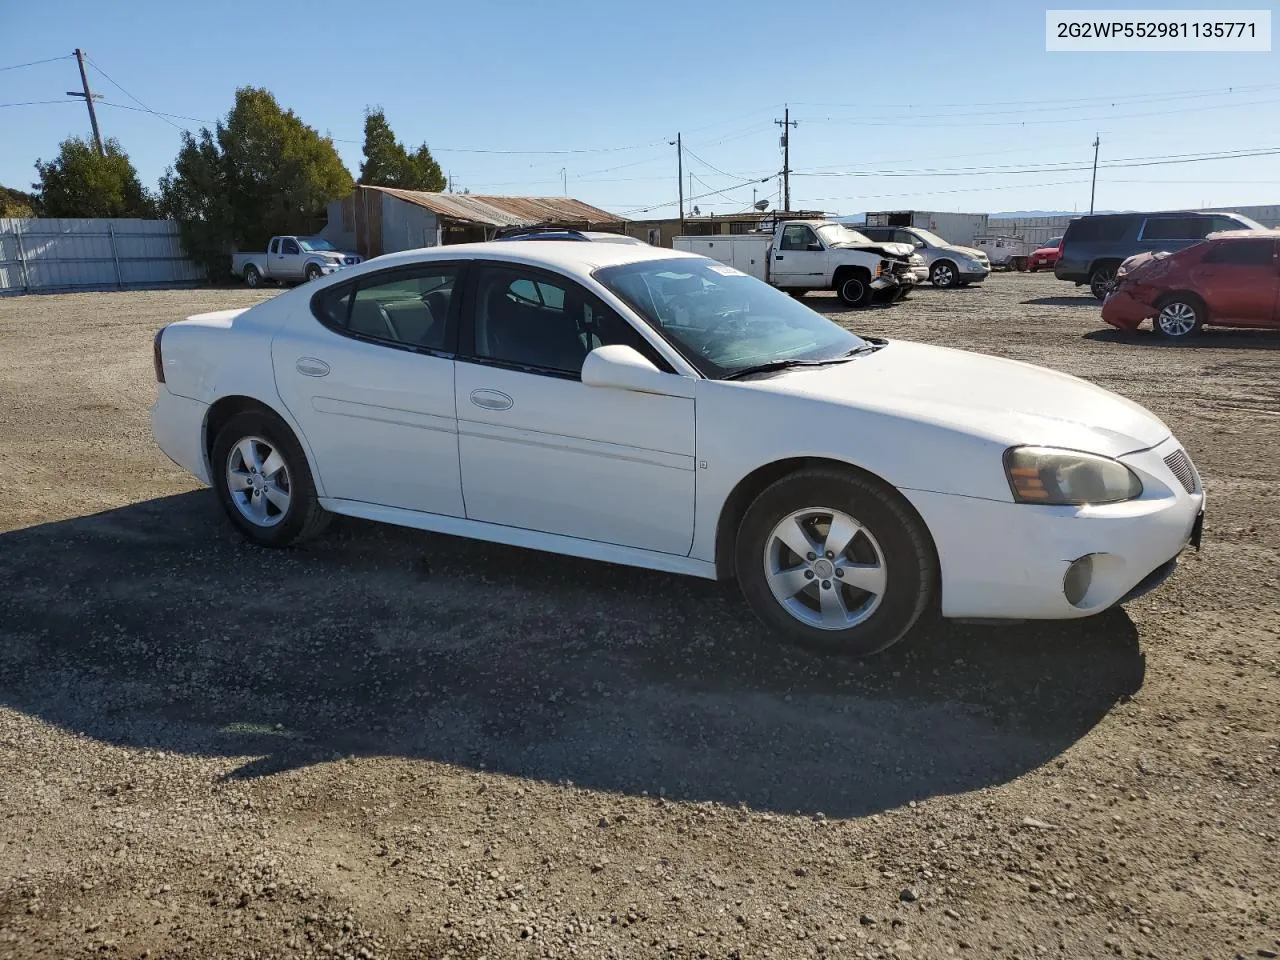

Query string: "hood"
[[949, 245, 987, 259], [835, 241, 915, 259], [744, 340, 1170, 457]]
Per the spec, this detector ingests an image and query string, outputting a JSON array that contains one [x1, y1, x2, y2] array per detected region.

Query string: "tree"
[[33, 136, 155, 218], [0, 184, 40, 217], [358, 107, 445, 192], [160, 86, 354, 278]]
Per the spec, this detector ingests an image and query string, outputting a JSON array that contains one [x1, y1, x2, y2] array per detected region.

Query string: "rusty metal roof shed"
[[363, 186, 623, 227]]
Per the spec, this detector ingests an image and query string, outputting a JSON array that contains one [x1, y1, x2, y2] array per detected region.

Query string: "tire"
[[788, 289, 808, 299], [1089, 263, 1119, 300], [1153, 295, 1204, 339], [304, 263, 323, 283], [930, 260, 959, 288], [735, 467, 937, 658], [210, 410, 330, 548], [835, 271, 873, 308], [244, 265, 262, 288], [1028, 263, 1039, 273]]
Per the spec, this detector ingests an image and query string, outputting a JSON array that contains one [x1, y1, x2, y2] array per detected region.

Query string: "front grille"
[[1163, 448, 1199, 493]]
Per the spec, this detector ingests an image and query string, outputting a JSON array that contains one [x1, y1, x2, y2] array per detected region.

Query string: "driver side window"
[[780, 225, 819, 251], [281, 238, 301, 255]]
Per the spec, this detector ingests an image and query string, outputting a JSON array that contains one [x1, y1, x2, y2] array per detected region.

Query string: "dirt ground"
[[1, 273, 1277, 960]]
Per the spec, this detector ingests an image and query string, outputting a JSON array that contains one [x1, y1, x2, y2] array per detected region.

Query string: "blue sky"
[[2, 0, 1277, 217]]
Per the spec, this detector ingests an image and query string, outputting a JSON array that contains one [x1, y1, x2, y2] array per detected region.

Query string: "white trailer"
[[972, 234, 1036, 271], [862, 211, 991, 247]]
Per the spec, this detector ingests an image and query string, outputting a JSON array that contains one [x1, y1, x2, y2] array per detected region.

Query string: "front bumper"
[[901, 435, 1204, 620], [1101, 287, 1158, 330], [958, 264, 990, 282]]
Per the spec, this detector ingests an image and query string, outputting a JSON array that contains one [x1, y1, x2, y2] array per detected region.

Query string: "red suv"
[[1101, 230, 1279, 338], [1026, 236, 1063, 272]]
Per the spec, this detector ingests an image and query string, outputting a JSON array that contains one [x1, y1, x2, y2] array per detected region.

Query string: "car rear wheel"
[[735, 468, 936, 658], [930, 260, 958, 288], [1089, 264, 1118, 300], [244, 265, 262, 288], [211, 410, 330, 547], [1154, 297, 1204, 338]]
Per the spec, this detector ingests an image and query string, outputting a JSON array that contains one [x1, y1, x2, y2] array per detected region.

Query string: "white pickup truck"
[[673, 219, 921, 307], [231, 236, 363, 288]]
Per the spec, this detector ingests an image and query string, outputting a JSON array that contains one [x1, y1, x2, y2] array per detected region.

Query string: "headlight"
[[1004, 446, 1143, 505]]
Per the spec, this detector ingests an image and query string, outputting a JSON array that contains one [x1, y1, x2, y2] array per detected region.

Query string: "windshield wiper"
[[721, 344, 879, 381]]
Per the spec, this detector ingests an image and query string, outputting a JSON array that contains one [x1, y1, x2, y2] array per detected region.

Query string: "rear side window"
[[311, 266, 459, 352], [1202, 239, 1275, 265], [1065, 217, 1131, 243], [1209, 215, 1250, 233], [1141, 216, 1211, 241], [269, 238, 279, 254]]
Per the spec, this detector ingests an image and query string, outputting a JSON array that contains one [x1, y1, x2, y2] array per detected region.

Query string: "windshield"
[[595, 258, 867, 379], [297, 237, 338, 252], [908, 227, 947, 247], [816, 223, 873, 245]]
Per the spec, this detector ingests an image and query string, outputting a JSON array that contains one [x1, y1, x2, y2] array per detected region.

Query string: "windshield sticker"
[[707, 264, 747, 277]]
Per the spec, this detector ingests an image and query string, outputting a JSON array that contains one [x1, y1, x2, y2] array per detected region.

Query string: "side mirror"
[[581, 345, 694, 398]]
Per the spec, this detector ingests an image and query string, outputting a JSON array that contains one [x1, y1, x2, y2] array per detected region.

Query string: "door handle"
[[470, 388, 514, 411], [296, 357, 330, 377], [775, 255, 784, 260]]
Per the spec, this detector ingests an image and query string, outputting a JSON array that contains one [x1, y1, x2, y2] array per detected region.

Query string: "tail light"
[[153, 327, 166, 383]]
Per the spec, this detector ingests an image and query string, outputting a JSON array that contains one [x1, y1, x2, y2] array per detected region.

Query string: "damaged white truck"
[[673, 219, 922, 307]]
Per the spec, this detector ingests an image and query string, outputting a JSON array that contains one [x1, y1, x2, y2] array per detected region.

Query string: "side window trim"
[[306, 262, 468, 358], [456, 260, 678, 380]]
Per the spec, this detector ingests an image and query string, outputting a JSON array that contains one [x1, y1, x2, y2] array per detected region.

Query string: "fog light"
[[1064, 555, 1094, 607]]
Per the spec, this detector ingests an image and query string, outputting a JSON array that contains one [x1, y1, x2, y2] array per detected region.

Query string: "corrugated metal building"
[[0, 218, 204, 295], [322, 186, 625, 258]]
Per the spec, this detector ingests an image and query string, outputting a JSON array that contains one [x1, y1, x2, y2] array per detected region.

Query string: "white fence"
[[0, 218, 205, 295]]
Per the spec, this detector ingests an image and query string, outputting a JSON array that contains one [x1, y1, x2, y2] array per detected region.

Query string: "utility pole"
[[775, 105, 797, 212], [670, 133, 684, 227], [67, 48, 104, 155], [1089, 134, 1100, 215], [560, 167, 567, 195]]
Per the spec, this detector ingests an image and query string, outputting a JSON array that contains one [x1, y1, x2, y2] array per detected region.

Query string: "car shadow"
[[0, 492, 1145, 818], [1084, 327, 1280, 349], [1023, 296, 1099, 307]]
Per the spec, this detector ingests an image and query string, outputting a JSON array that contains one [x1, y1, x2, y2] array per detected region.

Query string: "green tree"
[[0, 184, 41, 217], [358, 107, 445, 192], [33, 136, 155, 218], [160, 86, 354, 278]]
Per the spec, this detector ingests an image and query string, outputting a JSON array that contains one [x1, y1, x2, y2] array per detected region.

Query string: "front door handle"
[[470, 388, 514, 411], [775, 255, 784, 260]]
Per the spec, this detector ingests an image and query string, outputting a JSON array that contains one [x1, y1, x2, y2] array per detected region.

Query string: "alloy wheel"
[[763, 507, 887, 631], [1157, 301, 1198, 337], [226, 436, 292, 527]]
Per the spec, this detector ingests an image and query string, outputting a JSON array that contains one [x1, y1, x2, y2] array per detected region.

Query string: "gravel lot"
[[1, 273, 1277, 960]]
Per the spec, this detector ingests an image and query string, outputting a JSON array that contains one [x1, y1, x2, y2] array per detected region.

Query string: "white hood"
[[950, 245, 987, 259], [749, 340, 1170, 457]]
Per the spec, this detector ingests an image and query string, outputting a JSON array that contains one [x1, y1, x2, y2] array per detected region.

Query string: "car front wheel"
[[1154, 296, 1204, 338], [930, 261, 958, 288], [211, 410, 330, 547], [735, 468, 936, 657]]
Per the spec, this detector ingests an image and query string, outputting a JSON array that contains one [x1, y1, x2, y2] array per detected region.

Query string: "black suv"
[[1055, 210, 1265, 299]]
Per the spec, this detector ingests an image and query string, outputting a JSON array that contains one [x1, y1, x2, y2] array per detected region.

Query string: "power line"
[[0, 99, 76, 108], [789, 147, 1280, 179], [800, 96, 1280, 129], [788, 81, 1280, 113], [619, 173, 778, 216], [0, 54, 72, 72], [86, 55, 184, 131]]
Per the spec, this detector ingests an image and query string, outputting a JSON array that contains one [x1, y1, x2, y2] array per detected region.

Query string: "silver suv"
[[859, 226, 991, 288]]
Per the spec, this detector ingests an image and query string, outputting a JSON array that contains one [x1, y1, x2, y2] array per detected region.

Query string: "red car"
[[1101, 230, 1280, 338], [1026, 236, 1062, 272]]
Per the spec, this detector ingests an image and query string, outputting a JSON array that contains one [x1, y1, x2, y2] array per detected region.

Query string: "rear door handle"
[[470, 388, 513, 411]]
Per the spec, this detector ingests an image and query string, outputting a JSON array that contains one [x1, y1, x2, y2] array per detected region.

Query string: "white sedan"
[[150, 242, 1204, 657]]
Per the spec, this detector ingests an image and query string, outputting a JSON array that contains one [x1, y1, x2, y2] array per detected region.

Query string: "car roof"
[[351, 240, 703, 281]]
